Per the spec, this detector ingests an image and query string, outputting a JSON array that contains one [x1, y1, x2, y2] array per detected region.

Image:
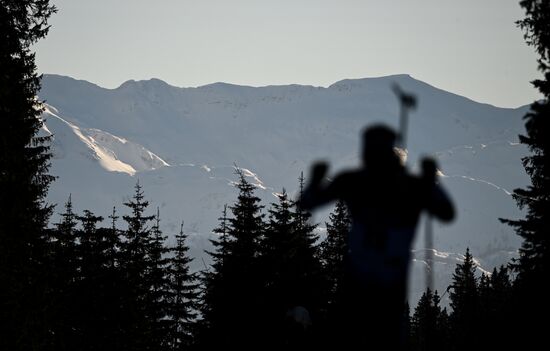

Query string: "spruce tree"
[[295, 172, 310, 225], [258, 190, 303, 344], [509, 4, 550, 280], [46, 196, 80, 349], [199, 169, 265, 348], [502, 1, 550, 346], [433, 290, 451, 350], [147, 208, 171, 350], [292, 174, 324, 314], [106, 206, 121, 269], [411, 289, 435, 351], [74, 209, 106, 351], [76, 207, 123, 350], [448, 248, 478, 350], [295, 172, 319, 261], [102, 207, 125, 349], [207, 204, 232, 268], [411, 289, 449, 351], [1, 1, 56, 346], [119, 182, 156, 351], [320, 200, 351, 310], [478, 267, 512, 325], [477, 266, 512, 349], [256, 181, 323, 347], [199, 205, 232, 344], [168, 221, 200, 349]]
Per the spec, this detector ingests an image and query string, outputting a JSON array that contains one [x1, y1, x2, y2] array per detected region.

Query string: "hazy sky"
[[35, 0, 542, 108]]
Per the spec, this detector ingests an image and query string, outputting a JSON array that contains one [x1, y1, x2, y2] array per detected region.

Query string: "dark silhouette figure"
[[299, 124, 454, 350]]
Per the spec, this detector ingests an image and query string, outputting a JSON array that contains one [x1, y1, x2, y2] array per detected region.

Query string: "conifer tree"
[[54, 195, 78, 253], [411, 289, 435, 351], [43, 196, 80, 349], [101, 207, 125, 349], [199, 169, 265, 348], [104, 207, 121, 269], [147, 208, 171, 350], [319, 200, 351, 315], [258, 190, 303, 343], [74, 209, 106, 350], [168, 221, 200, 349], [207, 204, 232, 268], [477, 266, 512, 349], [119, 182, 156, 350], [295, 172, 319, 259], [508, 0, 550, 280], [75, 207, 123, 350], [256, 179, 323, 346], [502, 1, 550, 346], [411, 289, 449, 351], [292, 174, 324, 313], [1, 1, 57, 345], [199, 205, 231, 344], [478, 268, 511, 325], [448, 248, 478, 350]]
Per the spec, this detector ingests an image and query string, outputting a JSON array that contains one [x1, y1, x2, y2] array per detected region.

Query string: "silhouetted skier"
[[299, 124, 454, 350]]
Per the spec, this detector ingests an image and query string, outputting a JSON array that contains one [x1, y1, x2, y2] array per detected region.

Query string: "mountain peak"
[[329, 74, 415, 89], [199, 81, 252, 90], [117, 78, 173, 90]]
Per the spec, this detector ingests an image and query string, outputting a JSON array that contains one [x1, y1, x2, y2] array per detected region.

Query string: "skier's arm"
[[422, 158, 455, 222], [428, 184, 455, 222], [298, 162, 340, 211]]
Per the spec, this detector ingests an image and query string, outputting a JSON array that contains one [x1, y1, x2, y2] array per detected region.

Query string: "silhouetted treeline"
[[9, 173, 523, 351], [198, 170, 328, 349], [37, 184, 200, 351], [407, 248, 514, 351]]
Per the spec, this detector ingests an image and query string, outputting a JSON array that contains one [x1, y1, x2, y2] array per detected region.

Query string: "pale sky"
[[35, 0, 542, 108]]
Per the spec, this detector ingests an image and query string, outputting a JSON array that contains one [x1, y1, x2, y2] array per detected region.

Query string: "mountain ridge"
[[42, 73, 532, 110], [38, 73, 529, 305]]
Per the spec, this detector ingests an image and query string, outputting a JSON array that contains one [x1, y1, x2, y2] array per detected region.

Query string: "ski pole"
[[392, 83, 416, 150], [392, 84, 433, 291]]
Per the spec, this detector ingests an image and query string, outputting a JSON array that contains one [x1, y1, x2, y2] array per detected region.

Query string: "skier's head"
[[361, 124, 400, 169]]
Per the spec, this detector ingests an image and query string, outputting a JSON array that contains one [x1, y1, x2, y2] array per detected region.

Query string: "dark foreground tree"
[[167, 222, 200, 350], [47, 197, 79, 348], [507, 0, 550, 295], [477, 266, 512, 348], [320, 200, 351, 313], [147, 208, 172, 350], [0, 1, 56, 349], [199, 169, 265, 348], [501, 0, 550, 347], [448, 248, 478, 350], [258, 189, 322, 347], [410, 289, 449, 351], [316, 200, 351, 346], [119, 182, 156, 350], [75, 209, 125, 351]]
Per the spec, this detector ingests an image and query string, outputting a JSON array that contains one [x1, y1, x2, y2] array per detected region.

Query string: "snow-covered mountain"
[[38, 73, 530, 305]]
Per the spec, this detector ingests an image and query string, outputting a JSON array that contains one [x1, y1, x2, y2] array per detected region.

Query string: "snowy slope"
[[39, 74, 530, 303]]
